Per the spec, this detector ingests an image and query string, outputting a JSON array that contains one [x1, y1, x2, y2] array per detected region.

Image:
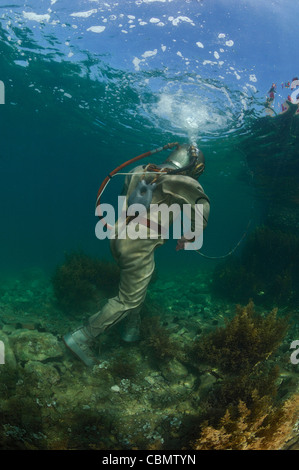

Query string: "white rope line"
[[111, 171, 168, 176]]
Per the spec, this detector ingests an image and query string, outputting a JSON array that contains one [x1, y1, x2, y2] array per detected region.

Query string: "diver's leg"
[[120, 308, 142, 342], [63, 237, 162, 365], [86, 237, 160, 337]]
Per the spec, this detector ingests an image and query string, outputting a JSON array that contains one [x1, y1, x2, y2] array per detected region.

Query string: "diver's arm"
[[194, 195, 210, 231], [176, 193, 210, 251]]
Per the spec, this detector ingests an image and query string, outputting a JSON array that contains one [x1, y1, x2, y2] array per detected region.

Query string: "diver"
[[63, 144, 210, 366], [266, 84, 276, 105]]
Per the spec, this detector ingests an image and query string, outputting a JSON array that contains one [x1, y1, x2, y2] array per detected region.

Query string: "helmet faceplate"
[[162, 144, 205, 179], [165, 144, 191, 169]]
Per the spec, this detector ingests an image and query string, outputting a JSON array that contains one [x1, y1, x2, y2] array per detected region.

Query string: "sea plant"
[[192, 300, 289, 374], [212, 225, 299, 307], [51, 251, 120, 313], [140, 316, 185, 365], [188, 301, 297, 450], [193, 393, 299, 450]]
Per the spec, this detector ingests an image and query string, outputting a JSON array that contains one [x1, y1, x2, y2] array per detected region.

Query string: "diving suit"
[[63, 144, 210, 366]]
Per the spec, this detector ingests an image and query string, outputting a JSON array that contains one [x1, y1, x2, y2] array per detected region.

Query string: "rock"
[[199, 372, 218, 397], [144, 376, 155, 386], [2, 324, 17, 334], [111, 385, 120, 392], [160, 359, 188, 384], [177, 327, 188, 336], [25, 361, 60, 387], [183, 374, 196, 389], [9, 330, 63, 362]]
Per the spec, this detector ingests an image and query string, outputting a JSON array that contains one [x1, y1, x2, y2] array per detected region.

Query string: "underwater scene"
[[0, 0, 298, 452]]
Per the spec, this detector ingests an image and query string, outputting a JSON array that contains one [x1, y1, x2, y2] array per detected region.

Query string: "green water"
[[0, 21, 298, 451]]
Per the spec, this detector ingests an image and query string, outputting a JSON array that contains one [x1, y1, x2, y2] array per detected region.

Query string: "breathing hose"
[[95, 142, 179, 215]]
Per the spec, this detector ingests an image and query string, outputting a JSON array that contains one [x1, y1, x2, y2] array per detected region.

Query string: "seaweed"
[[193, 393, 299, 450], [110, 353, 137, 379], [188, 301, 298, 450], [140, 316, 185, 365], [51, 251, 120, 313], [51, 250, 158, 314], [192, 300, 289, 374], [211, 225, 299, 307]]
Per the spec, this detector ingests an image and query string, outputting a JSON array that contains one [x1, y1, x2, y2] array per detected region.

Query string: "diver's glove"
[[176, 235, 196, 251]]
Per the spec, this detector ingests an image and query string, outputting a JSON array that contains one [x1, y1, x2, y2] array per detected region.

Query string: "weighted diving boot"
[[63, 326, 98, 367], [121, 313, 141, 343]]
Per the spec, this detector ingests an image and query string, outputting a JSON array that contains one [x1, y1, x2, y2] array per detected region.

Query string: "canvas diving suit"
[[63, 144, 210, 366], [85, 165, 210, 339]]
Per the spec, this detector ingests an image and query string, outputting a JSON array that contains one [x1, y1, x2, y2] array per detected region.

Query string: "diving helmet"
[[162, 144, 205, 179]]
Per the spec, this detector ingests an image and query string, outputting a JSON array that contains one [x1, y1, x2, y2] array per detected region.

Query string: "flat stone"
[[160, 358, 188, 383], [9, 330, 63, 362], [199, 372, 218, 396]]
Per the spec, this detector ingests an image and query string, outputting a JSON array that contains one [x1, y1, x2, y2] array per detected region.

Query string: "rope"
[[195, 218, 252, 259]]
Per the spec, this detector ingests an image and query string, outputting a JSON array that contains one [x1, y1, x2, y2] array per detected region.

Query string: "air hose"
[[95, 142, 179, 218]]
